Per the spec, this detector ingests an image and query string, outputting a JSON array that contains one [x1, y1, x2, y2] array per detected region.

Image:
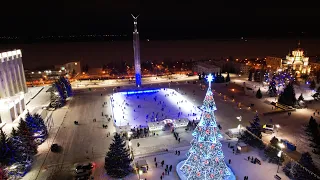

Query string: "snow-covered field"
[[110, 88, 202, 128]]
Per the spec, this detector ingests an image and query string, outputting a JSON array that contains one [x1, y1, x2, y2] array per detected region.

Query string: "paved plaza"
[[12, 75, 320, 179]]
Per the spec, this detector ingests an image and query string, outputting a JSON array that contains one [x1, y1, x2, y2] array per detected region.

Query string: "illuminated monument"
[[132, 14, 142, 87]]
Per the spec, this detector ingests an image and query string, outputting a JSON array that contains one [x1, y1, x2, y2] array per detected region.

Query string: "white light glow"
[[110, 88, 202, 128]]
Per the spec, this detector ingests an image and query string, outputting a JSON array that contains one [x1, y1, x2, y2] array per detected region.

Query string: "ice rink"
[[110, 88, 202, 128]]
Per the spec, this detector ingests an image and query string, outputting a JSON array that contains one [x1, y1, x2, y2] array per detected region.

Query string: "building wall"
[[193, 63, 221, 74], [266, 56, 282, 71], [0, 50, 27, 124], [239, 64, 251, 75], [64, 61, 81, 74], [0, 50, 27, 98]]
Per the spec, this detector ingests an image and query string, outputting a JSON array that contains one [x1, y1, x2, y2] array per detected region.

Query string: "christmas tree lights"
[[181, 74, 233, 179]]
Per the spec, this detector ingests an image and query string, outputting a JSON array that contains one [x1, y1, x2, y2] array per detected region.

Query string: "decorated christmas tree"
[[180, 74, 234, 180], [268, 79, 277, 97], [50, 82, 66, 108], [105, 133, 132, 178], [0, 129, 14, 166], [59, 76, 73, 97]]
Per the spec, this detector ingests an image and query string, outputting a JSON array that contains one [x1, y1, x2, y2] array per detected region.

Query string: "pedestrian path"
[[125, 141, 289, 180]]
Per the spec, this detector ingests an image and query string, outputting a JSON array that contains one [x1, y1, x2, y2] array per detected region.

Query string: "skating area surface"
[[110, 88, 202, 128]]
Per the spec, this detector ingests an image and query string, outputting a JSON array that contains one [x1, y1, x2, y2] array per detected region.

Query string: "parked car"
[[74, 168, 91, 177], [263, 124, 274, 133], [75, 162, 95, 173]]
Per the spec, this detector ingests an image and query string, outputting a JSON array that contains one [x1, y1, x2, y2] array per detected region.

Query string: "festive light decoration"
[[180, 74, 233, 179], [121, 89, 160, 95]]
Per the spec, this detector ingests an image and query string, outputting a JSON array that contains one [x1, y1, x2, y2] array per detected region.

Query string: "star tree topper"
[[206, 74, 214, 86]]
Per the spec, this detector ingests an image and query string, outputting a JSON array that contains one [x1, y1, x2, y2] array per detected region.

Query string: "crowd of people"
[[110, 88, 202, 131]]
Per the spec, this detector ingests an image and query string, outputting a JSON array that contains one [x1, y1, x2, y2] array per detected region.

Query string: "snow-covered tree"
[[264, 136, 284, 164], [310, 80, 316, 90], [10, 128, 29, 163], [294, 152, 320, 180], [0, 130, 14, 166], [285, 153, 320, 180], [248, 71, 253, 81], [248, 114, 262, 138], [50, 82, 66, 108], [180, 74, 233, 179], [268, 79, 277, 97], [105, 133, 132, 178], [59, 76, 73, 97], [256, 88, 262, 99], [298, 93, 304, 101], [240, 114, 264, 149], [283, 161, 297, 179], [225, 72, 230, 82], [278, 83, 296, 106], [16, 119, 37, 156], [0, 166, 7, 180]]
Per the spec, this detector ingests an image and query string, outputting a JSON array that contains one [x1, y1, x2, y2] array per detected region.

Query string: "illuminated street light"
[[277, 143, 284, 173], [275, 124, 280, 137], [138, 169, 143, 179], [237, 116, 242, 134]]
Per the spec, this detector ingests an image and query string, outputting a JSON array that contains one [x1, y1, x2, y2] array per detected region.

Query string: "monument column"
[[132, 14, 142, 87]]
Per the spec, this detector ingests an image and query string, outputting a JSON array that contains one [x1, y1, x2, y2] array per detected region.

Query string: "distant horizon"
[[0, 33, 317, 44], [1, 38, 319, 70]]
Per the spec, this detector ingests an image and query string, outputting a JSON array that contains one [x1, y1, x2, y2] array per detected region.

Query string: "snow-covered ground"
[[232, 77, 317, 101], [119, 141, 289, 180], [24, 86, 45, 104], [18, 76, 320, 180], [111, 88, 202, 128]]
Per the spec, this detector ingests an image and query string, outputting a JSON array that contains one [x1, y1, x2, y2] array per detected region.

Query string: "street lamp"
[[237, 116, 242, 134], [277, 143, 285, 173], [275, 124, 280, 137], [138, 169, 143, 179]]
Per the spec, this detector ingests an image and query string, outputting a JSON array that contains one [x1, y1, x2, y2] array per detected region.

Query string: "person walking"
[[248, 156, 250, 161], [229, 159, 231, 164], [161, 160, 164, 167], [169, 165, 172, 172], [154, 157, 157, 162], [160, 175, 162, 180], [155, 162, 158, 168]]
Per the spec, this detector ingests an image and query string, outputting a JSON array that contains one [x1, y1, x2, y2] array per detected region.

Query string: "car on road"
[[51, 144, 59, 152]]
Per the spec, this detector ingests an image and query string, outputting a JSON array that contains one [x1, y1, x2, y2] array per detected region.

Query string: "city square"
[[1, 5, 320, 180]]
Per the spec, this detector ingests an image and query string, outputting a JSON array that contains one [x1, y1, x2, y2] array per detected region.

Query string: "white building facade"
[[0, 50, 27, 124], [193, 62, 221, 74]]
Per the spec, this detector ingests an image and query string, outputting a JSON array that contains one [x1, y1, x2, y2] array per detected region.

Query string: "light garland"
[[181, 74, 232, 179]]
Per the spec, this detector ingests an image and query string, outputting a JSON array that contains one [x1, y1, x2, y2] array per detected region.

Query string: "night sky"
[[1, 1, 320, 39]]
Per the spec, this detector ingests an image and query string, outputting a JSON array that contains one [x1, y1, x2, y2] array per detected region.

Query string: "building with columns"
[[283, 47, 310, 76], [0, 49, 27, 124]]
